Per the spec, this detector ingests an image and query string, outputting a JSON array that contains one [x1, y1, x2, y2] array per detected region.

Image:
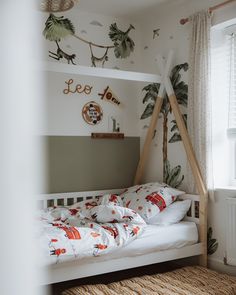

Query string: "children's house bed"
[[39, 51, 208, 285], [38, 188, 203, 285]]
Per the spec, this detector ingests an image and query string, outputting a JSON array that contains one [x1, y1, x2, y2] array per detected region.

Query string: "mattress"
[[49, 221, 198, 266]]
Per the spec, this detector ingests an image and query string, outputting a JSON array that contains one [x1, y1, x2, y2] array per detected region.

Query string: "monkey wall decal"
[[89, 43, 109, 68], [49, 41, 77, 65], [43, 14, 136, 68]]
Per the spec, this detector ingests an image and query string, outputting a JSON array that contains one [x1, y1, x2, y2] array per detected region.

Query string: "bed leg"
[[199, 192, 208, 268], [199, 254, 207, 267]]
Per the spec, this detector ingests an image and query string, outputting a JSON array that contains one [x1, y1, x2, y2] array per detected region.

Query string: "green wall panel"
[[44, 136, 140, 193]]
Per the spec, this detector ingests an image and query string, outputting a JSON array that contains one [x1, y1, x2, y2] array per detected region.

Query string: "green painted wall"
[[44, 136, 140, 193]]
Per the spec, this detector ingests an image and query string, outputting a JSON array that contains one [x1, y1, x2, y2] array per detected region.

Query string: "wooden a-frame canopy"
[[134, 51, 208, 267], [44, 50, 208, 266]]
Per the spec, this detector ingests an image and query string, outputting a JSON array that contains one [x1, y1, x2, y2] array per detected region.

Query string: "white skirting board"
[[208, 257, 236, 276], [41, 243, 202, 285]]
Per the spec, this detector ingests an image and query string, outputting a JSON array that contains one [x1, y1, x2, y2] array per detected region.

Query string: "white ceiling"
[[75, 0, 171, 17]]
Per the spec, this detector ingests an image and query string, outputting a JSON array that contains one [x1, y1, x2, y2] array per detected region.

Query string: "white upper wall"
[[134, 0, 236, 73], [133, 0, 236, 273], [74, 0, 171, 18], [134, 0, 236, 186], [41, 8, 143, 136]]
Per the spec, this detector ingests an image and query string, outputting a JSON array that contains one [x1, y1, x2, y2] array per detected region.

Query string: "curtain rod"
[[180, 0, 236, 25]]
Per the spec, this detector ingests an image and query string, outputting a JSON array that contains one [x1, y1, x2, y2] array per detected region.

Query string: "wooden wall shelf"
[[91, 133, 124, 139], [41, 61, 161, 83]]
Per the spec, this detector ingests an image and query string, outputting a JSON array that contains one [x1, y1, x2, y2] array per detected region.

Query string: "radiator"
[[226, 197, 236, 266]]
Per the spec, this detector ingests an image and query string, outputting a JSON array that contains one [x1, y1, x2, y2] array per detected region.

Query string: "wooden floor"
[[50, 261, 180, 295]]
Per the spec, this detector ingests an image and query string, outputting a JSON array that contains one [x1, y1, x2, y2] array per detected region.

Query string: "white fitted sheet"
[[97, 221, 198, 261], [50, 221, 198, 266]]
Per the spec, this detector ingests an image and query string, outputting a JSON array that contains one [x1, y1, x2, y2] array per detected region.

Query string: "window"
[[228, 32, 236, 131], [211, 20, 236, 187], [227, 31, 236, 186]]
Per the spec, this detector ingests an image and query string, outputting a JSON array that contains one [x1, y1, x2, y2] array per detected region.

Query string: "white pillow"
[[147, 199, 191, 225]]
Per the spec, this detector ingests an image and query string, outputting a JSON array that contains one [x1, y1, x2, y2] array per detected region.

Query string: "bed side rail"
[[179, 194, 200, 224], [37, 189, 124, 209], [38, 191, 200, 225]]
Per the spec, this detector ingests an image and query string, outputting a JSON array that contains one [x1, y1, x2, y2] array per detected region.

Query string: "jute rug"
[[62, 266, 236, 295]]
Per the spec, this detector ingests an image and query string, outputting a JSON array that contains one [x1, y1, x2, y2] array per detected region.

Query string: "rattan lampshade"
[[40, 0, 76, 12]]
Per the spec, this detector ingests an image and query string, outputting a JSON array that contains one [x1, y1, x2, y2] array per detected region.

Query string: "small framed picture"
[[108, 116, 123, 133], [82, 101, 103, 125]]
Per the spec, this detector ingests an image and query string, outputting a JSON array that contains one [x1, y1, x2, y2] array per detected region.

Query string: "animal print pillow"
[[120, 182, 184, 221]]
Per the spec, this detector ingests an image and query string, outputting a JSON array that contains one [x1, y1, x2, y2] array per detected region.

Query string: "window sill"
[[214, 186, 236, 192]]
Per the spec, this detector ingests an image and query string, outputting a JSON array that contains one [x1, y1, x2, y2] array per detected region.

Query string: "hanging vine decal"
[[140, 63, 188, 188], [43, 13, 135, 67]]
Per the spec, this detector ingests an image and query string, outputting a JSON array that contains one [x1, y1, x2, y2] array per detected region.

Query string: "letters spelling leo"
[[63, 79, 93, 95]]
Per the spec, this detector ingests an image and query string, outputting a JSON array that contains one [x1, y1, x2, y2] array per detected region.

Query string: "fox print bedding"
[[38, 194, 146, 264]]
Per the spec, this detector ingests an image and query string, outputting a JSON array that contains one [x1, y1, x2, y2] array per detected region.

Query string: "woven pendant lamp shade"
[[40, 0, 76, 12]]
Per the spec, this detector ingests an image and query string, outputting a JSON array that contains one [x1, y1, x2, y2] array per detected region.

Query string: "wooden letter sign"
[[98, 86, 122, 107]]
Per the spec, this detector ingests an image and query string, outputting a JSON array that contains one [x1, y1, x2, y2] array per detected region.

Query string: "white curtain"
[[210, 27, 231, 187], [187, 10, 212, 194]]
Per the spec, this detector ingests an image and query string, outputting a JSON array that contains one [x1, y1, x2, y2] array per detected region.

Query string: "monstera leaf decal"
[[164, 160, 184, 188], [207, 227, 218, 255], [109, 23, 135, 58]]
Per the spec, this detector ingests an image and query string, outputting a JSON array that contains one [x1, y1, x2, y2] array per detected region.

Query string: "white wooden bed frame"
[[38, 189, 203, 285]]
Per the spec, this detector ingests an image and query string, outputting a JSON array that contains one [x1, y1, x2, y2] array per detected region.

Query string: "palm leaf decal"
[[169, 114, 187, 143], [109, 23, 135, 58], [109, 23, 125, 41], [43, 13, 75, 42], [140, 83, 160, 119], [170, 63, 188, 108], [140, 64, 188, 184], [140, 63, 188, 120], [141, 103, 155, 120], [142, 83, 160, 104], [164, 160, 171, 184], [207, 227, 218, 255]]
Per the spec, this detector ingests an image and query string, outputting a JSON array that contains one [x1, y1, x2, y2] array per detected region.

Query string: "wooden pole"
[[134, 51, 174, 185], [134, 51, 208, 265], [180, 0, 236, 24], [134, 96, 163, 185], [165, 78, 208, 266]]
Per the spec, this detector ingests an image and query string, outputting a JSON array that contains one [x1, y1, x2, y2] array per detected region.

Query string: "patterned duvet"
[[38, 194, 146, 264]]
